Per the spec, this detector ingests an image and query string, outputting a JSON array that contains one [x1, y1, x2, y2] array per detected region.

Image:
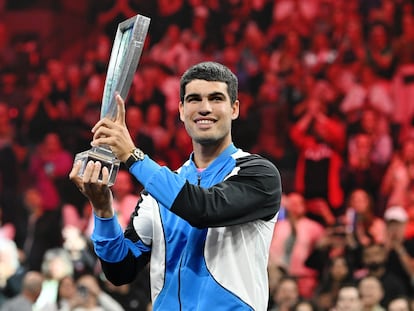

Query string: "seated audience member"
[[358, 275, 385, 311], [343, 188, 386, 248], [34, 248, 74, 310], [269, 192, 325, 298], [0, 271, 43, 311], [55, 275, 77, 311], [20, 187, 63, 271], [62, 226, 97, 279], [334, 284, 363, 311], [267, 264, 288, 310], [99, 267, 151, 311], [311, 255, 356, 311], [72, 274, 124, 311], [268, 276, 300, 311], [387, 296, 412, 311], [383, 206, 414, 296], [291, 299, 320, 311], [0, 238, 26, 307], [380, 138, 414, 208], [358, 243, 407, 308]]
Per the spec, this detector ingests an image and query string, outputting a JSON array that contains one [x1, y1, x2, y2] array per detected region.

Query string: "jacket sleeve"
[[170, 155, 282, 228], [91, 195, 151, 286]]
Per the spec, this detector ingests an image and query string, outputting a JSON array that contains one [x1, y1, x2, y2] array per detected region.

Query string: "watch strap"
[[125, 148, 144, 169]]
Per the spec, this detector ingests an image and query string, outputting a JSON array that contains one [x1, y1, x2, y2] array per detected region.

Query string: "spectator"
[[61, 226, 96, 279], [290, 95, 346, 213], [111, 169, 140, 230], [392, 14, 414, 128], [383, 206, 414, 296], [27, 132, 73, 211], [125, 106, 155, 158], [0, 102, 20, 233], [99, 267, 151, 311], [0, 238, 26, 307], [164, 124, 192, 171], [292, 299, 320, 311], [343, 188, 386, 247], [269, 192, 325, 298], [403, 186, 414, 239], [0, 271, 43, 311], [303, 31, 337, 78], [341, 131, 388, 213], [358, 243, 407, 307], [339, 67, 394, 126], [55, 275, 77, 311], [22, 73, 60, 145], [34, 248, 74, 311], [268, 276, 300, 311], [334, 284, 363, 311], [72, 274, 124, 311], [358, 275, 385, 311], [387, 296, 412, 311], [267, 264, 288, 311], [380, 138, 414, 208], [20, 187, 63, 271], [148, 24, 189, 75], [365, 22, 395, 80], [311, 255, 356, 311], [141, 103, 172, 160], [269, 30, 303, 85]]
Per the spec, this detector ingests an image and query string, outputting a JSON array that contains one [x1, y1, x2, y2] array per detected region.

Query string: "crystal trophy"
[[74, 14, 150, 186]]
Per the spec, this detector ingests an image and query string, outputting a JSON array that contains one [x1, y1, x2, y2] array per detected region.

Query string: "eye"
[[209, 95, 224, 102], [186, 96, 201, 104]]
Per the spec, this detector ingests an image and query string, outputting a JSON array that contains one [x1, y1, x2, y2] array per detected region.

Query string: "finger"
[[90, 161, 102, 183], [115, 93, 126, 126], [82, 160, 96, 183], [69, 160, 82, 180], [91, 118, 113, 134], [69, 161, 85, 192], [101, 166, 110, 185], [92, 125, 114, 141]]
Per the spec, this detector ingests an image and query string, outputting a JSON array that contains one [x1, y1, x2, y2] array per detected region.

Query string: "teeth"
[[197, 120, 213, 124]]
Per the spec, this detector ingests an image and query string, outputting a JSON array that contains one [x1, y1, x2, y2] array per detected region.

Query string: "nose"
[[199, 97, 212, 115]]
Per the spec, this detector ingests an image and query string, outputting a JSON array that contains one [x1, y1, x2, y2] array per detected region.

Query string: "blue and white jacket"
[[91, 144, 281, 311]]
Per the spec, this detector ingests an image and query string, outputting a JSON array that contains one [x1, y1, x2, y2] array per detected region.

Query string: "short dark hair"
[[179, 61, 238, 104]]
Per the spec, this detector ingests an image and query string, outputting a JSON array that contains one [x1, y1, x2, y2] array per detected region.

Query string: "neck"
[[192, 140, 232, 169]]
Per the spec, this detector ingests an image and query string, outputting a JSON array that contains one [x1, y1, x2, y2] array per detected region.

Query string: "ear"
[[179, 101, 185, 122], [231, 100, 240, 120]]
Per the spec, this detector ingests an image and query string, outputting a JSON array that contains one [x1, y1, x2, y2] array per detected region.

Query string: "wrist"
[[93, 207, 114, 218], [125, 148, 145, 168]]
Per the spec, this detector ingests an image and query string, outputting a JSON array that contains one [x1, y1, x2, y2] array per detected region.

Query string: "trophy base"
[[74, 146, 120, 186]]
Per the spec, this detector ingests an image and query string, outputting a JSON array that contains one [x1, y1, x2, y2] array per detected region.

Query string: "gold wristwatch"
[[125, 148, 145, 168]]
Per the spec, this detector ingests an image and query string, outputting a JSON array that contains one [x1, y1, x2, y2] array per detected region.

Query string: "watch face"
[[133, 148, 144, 160]]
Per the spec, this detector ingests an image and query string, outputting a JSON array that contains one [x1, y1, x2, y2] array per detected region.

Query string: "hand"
[[91, 94, 136, 162], [69, 160, 114, 218]]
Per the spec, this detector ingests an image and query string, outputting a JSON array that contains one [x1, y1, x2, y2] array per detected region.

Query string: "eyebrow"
[[184, 91, 226, 102]]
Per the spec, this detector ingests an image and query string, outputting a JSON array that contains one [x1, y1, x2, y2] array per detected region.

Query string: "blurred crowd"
[[1, 0, 414, 310]]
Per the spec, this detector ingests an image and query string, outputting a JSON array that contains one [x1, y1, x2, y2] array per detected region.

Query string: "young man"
[[69, 62, 282, 310]]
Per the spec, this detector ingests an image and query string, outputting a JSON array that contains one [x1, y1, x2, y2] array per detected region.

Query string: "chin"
[[194, 137, 218, 145]]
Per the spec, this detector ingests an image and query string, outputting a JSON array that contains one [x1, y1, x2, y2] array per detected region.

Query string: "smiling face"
[[179, 79, 239, 148]]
